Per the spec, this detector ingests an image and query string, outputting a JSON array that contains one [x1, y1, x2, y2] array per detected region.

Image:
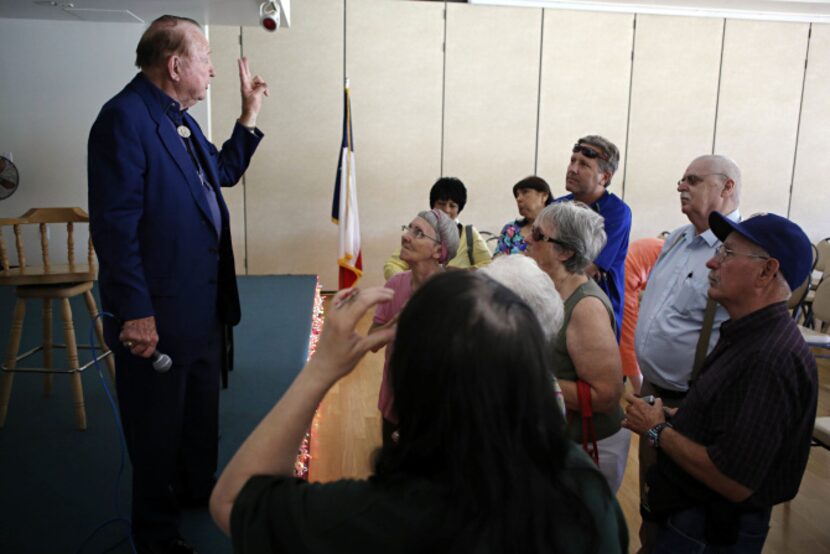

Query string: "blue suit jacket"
[[88, 73, 262, 344]]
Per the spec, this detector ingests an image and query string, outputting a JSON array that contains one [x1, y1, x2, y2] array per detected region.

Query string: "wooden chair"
[[815, 418, 830, 450], [0, 208, 114, 430], [797, 244, 821, 326], [788, 276, 811, 322], [815, 238, 830, 275], [798, 277, 830, 356], [811, 239, 830, 293]]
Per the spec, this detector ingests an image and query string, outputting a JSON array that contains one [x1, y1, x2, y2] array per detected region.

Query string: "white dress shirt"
[[635, 209, 741, 392]]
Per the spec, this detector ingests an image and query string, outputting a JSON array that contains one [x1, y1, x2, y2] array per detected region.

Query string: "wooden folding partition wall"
[[210, 0, 830, 289]]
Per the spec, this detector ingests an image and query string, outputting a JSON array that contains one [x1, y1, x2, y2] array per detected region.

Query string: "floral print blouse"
[[494, 219, 529, 256]]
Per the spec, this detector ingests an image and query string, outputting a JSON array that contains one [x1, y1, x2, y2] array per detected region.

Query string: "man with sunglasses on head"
[[557, 135, 631, 342], [624, 212, 816, 554], [632, 155, 742, 553]]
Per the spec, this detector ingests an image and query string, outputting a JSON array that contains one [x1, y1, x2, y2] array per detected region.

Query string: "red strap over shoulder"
[[577, 380, 593, 418], [577, 380, 599, 465]]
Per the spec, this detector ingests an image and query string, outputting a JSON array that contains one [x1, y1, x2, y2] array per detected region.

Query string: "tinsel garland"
[[294, 277, 324, 479]]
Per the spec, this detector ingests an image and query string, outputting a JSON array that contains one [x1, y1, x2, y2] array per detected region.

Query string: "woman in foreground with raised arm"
[[210, 271, 627, 553]]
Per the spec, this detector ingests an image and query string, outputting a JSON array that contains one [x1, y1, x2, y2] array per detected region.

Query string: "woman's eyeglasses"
[[402, 224, 440, 244], [531, 227, 572, 250]]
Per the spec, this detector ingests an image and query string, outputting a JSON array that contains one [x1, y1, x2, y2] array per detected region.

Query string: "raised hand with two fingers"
[[237, 56, 269, 128]]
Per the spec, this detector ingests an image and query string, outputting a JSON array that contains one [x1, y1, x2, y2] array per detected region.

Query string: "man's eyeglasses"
[[531, 227, 573, 250], [678, 173, 728, 186], [714, 244, 769, 262], [572, 143, 609, 161], [402, 224, 440, 243]]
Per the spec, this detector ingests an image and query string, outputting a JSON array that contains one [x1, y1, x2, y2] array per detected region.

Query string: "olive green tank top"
[[550, 279, 624, 442]]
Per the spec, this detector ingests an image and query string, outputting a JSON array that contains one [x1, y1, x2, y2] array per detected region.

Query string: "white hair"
[[480, 255, 564, 340], [536, 201, 607, 274]]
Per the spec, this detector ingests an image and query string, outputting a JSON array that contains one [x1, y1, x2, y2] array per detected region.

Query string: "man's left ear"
[[168, 55, 181, 81], [721, 178, 735, 197], [600, 171, 612, 188], [759, 258, 780, 284]]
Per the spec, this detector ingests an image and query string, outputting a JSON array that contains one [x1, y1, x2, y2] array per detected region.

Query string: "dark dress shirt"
[[656, 301, 817, 510]]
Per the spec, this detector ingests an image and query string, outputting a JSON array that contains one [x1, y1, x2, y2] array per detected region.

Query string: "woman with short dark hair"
[[210, 271, 628, 553]]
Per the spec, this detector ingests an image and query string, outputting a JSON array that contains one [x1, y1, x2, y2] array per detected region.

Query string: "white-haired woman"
[[526, 201, 629, 492], [480, 255, 566, 416], [372, 209, 460, 444]]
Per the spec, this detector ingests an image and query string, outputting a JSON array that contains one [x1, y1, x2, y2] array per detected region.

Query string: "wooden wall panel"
[[715, 20, 809, 218], [790, 23, 830, 242], [537, 10, 634, 203], [241, 0, 343, 285], [624, 15, 723, 239], [443, 3, 542, 236], [346, 0, 444, 288]]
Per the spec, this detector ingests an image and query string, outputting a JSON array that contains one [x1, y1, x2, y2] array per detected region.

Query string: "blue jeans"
[[653, 505, 771, 554]]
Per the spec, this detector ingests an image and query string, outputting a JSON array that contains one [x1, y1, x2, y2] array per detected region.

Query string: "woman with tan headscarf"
[[371, 209, 460, 444]]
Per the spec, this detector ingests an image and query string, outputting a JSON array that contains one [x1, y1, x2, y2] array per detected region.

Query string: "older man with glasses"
[[632, 154, 742, 553], [624, 212, 817, 554], [557, 135, 632, 343]]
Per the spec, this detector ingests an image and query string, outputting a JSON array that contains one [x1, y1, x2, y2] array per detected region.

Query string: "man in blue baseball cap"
[[623, 211, 817, 553]]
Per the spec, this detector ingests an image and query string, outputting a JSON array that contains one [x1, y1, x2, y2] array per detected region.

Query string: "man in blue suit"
[[88, 15, 269, 554]]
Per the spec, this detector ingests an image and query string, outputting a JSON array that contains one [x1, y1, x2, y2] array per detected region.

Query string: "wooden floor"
[[308, 305, 830, 553]]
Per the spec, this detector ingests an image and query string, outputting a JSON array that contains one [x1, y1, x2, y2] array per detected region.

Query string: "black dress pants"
[[112, 323, 223, 542]]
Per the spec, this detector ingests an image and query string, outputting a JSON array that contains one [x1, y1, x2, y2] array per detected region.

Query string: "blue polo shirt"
[[558, 191, 631, 341]]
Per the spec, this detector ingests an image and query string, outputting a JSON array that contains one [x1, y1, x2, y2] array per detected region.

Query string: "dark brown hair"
[[374, 271, 604, 553], [512, 175, 553, 205]]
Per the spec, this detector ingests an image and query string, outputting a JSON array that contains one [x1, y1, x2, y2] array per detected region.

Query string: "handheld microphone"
[[151, 350, 173, 373], [121, 335, 172, 373]]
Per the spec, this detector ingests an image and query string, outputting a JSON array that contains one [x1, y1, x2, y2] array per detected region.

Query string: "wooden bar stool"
[[0, 208, 115, 430]]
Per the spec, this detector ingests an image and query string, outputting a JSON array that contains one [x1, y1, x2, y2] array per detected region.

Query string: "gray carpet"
[[0, 275, 318, 553]]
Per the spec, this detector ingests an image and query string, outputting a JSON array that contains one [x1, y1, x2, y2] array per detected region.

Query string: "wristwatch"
[[647, 422, 673, 449]]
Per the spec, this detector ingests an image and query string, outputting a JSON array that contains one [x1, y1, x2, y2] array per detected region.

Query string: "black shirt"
[[230, 445, 628, 553], [664, 301, 817, 508]]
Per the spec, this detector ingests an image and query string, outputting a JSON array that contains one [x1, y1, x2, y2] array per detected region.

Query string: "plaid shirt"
[[663, 302, 817, 508]]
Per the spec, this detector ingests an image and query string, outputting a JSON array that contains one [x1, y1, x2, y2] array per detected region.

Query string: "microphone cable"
[[73, 311, 136, 554]]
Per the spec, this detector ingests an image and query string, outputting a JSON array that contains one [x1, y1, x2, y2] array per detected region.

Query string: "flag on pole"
[[332, 79, 362, 289]]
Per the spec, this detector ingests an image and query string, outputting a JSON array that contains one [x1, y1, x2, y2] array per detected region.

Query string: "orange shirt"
[[620, 237, 664, 377]]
